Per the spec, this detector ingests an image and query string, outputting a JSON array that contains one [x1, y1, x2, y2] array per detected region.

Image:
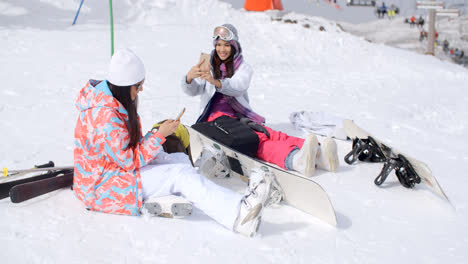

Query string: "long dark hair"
[[108, 82, 141, 150], [212, 45, 235, 80]]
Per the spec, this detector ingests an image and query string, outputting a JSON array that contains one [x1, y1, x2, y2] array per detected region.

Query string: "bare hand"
[[200, 72, 220, 88], [186, 60, 206, 84], [157, 119, 180, 138]]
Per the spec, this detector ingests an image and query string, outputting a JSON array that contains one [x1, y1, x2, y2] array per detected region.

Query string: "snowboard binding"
[[374, 154, 421, 188], [249, 166, 284, 207], [196, 144, 231, 178], [344, 137, 387, 165]]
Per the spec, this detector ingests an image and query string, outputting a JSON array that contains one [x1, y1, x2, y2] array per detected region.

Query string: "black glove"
[[239, 117, 270, 138]]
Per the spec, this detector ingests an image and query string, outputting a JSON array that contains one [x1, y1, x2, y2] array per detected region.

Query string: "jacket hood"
[[76, 80, 128, 116]]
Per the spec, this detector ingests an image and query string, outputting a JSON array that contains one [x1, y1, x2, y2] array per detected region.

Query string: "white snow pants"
[[140, 152, 243, 231]]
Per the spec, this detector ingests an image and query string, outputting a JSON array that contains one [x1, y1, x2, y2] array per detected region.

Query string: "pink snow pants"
[[207, 112, 305, 169]]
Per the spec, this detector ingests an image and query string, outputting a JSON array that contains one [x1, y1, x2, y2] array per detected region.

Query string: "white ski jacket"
[[181, 62, 254, 118]]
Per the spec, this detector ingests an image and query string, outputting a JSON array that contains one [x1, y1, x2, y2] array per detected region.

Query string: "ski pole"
[[2, 164, 73, 178], [3, 166, 74, 177], [109, 0, 115, 56], [72, 0, 85, 25], [2, 161, 54, 178]]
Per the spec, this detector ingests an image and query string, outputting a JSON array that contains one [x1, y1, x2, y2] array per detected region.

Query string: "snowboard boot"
[[234, 168, 272, 237], [142, 195, 193, 218], [196, 145, 230, 178], [292, 133, 319, 177], [249, 167, 283, 207], [316, 137, 340, 172]]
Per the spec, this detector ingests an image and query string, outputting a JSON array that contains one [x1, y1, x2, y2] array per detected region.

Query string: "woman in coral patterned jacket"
[[73, 48, 273, 237], [73, 48, 179, 216]]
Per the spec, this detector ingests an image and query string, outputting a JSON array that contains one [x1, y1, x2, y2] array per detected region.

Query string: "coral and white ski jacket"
[[73, 80, 166, 216], [181, 62, 254, 119]]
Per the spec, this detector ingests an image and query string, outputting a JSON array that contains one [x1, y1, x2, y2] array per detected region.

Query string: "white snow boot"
[[316, 137, 339, 172], [142, 195, 193, 218], [234, 168, 272, 237], [249, 166, 283, 207], [196, 145, 230, 178], [292, 133, 319, 177]]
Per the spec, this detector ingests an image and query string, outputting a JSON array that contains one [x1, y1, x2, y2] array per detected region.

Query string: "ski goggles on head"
[[213, 26, 234, 41]]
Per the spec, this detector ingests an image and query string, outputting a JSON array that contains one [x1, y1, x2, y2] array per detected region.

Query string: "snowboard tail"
[[186, 125, 337, 227]]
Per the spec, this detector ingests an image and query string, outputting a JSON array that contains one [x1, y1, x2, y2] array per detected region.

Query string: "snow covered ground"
[[1, 0, 468, 263]]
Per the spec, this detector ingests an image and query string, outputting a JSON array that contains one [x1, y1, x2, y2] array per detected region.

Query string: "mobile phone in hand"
[[176, 107, 186, 122], [199, 53, 211, 72]]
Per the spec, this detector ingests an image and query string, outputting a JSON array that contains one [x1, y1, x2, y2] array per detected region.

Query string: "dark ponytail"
[[108, 82, 141, 150]]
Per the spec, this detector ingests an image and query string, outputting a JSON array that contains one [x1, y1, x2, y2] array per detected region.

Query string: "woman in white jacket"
[[182, 24, 339, 177]]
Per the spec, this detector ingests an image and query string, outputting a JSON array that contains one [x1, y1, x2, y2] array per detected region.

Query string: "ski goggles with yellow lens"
[[213, 26, 235, 41]]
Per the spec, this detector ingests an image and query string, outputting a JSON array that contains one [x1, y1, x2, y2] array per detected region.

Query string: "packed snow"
[[1, 0, 468, 263]]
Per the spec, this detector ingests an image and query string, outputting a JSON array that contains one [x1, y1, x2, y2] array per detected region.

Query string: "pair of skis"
[[1, 162, 74, 203]]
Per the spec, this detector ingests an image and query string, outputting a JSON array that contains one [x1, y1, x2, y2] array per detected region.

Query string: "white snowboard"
[[186, 126, 337, 227], [343, 119, 449, 201]]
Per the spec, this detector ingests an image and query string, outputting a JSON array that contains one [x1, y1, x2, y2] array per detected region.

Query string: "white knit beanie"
[[107, 48, 145, 86]]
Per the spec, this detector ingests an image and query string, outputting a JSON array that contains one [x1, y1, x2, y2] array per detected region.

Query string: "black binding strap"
[[344, 137, 386, 165], [374, 154, 421, 188]]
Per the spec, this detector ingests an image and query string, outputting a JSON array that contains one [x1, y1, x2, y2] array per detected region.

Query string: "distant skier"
[[73, 48, 273, 237], [182, 24, 340, 177], [419, 31, 425, 41], [376, 7, 382, 18], [454, 48, 463, 58], [388, 4, 396, 19], [443, 39, 449, 53], [380, 2, 387, 19], [417, 16, 425, 29], [410, 15, 416, 27]]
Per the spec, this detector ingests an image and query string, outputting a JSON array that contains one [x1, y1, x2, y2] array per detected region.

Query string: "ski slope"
[[340, 15, 468, 66], [1, 0, 468, 263], [221, 0, 468, 23]]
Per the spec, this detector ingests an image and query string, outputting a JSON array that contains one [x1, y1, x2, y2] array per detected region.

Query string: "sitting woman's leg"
[[255, 125, 339, 175], [204, 113, 337, 175], [255, 126, 307, 169], [140, 154, 242, 230], [140, 152, 273, 237]]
